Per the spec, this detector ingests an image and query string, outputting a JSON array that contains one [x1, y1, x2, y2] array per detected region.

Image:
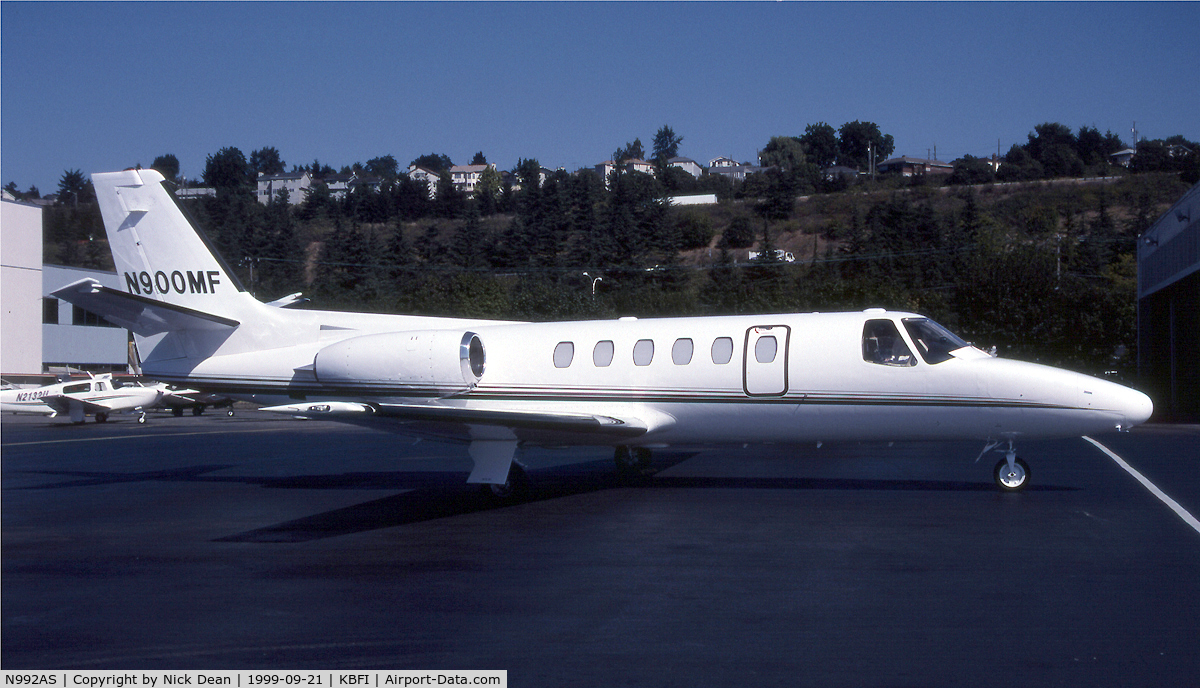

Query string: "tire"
[[994, 457, 1030, 492], [173, 407, 184, 417], [192, 405, 203, 416], [95, 412, 108, 423], [481, 463, 530, 504], [615, 446, 653, 483]]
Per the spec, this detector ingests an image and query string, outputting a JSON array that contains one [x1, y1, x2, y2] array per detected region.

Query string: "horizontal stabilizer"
[[51, 279, 239, 336], [259, 400, 660, 438]]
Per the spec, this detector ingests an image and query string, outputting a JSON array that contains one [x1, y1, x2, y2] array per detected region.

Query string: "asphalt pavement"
[[3, 410, 1198, 686]]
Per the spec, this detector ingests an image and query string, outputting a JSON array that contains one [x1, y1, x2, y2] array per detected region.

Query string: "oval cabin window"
[[593, 340, 615, 367], [672, 338, 694, 365], [755, 335, 778, 363], [633, 339, 655, 366], [711, 337, 734, 364], [553, 341, 574, 368]]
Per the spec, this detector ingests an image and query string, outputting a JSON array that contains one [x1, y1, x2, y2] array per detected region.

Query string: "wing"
[[43, 395, 110, 415], [51, 278, 239, 336], [259, 400, 668, 439]]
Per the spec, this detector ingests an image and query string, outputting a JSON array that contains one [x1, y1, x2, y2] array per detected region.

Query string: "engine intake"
[[313, 330, 485, 392]]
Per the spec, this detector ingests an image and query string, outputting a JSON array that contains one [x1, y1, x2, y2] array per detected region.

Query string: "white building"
[[449, 164, 496, 196], [41, 265, 129, 373], [257, 171, 311, 205], [708, 156, 741, 169], [408, 166, 440, 198], [594, 159, 657, 189], [707, 163, 767, 182], [668, 157, 703, 178], [1, 195, 129, 375], [2, 195, 44, 375]]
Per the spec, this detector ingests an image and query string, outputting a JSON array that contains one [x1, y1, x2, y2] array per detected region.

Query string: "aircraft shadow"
[[16, 454, 1076, 543]]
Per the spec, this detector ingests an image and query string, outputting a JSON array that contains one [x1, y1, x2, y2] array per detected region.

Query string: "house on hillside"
[[708, 156, 740, 169], [824, 166, 860, 182], [707, 162, 767, 182], [449, 163, 496, 196], [667, 157, 703, 178], [594, 159, 657, 188], [1110, 149, 1137, 167], [257, 171, 311, 205], [407, 165, 440, 198], [876, 156, 953, 177]]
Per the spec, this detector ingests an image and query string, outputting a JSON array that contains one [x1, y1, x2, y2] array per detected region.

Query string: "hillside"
[[42, 172, 1191, 376]]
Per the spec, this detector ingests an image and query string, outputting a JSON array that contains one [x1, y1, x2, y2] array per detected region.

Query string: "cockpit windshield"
[[902, 318, 970, 364]]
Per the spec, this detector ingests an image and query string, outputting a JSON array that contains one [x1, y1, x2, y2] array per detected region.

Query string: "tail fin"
[[92, 169, 250, 318]]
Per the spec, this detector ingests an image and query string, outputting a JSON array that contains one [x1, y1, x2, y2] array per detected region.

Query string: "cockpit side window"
[[862, 319, 916, 367], [902, 318, 969, 365]]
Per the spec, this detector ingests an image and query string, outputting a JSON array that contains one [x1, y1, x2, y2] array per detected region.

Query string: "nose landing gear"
[[994, 453, 1030, 491], [980, 440, 1031, 492]]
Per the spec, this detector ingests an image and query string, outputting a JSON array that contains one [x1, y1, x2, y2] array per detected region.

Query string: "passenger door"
[[743, 325, 790, 396]]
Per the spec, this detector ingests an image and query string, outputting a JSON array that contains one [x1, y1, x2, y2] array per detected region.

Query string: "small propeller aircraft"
[[51, 169, 1153, 494], [0, 373, 163, 423], [157, 384, 236, 417]]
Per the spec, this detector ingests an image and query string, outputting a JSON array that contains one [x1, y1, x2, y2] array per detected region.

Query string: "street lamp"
[[582, 272, 603, 297]]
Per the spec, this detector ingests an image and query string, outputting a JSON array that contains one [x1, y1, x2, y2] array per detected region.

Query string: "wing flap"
[[51, 279, 239, 336]]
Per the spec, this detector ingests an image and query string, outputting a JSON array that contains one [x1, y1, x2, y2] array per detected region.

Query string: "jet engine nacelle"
[[313, 330, 485, 392]]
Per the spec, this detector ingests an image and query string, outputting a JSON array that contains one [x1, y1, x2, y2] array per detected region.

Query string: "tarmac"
[[3, 410, 1198, 686]]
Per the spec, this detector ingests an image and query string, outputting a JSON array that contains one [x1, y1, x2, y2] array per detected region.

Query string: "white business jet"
[[0, 373, 163, 423], [51, 169, 1153, 493]]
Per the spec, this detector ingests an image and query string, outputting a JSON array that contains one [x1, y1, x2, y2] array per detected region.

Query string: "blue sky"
[[3, 2, 1198, 194]]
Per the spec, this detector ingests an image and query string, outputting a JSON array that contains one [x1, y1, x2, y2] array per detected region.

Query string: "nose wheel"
[[993, 455, 1030, 492]]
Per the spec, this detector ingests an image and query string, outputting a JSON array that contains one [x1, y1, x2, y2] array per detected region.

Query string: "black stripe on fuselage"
[[147, 374, 1088, 412]]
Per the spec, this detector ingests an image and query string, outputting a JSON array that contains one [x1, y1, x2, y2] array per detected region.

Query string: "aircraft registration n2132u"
[[0, 373, 162, 423], [52, 169, 1153, 494]]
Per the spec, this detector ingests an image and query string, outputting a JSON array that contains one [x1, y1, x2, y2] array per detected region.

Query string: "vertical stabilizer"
[[92, 169, 249, 317]]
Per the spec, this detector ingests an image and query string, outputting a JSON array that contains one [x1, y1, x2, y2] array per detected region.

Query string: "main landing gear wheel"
[[482, 463, 530, 504], [173, 407, 184, 417], [994, 457, 1030, 492], [615, 446, 653, 482], [192, 405, 204, 416], [95, 412, 108, 423]]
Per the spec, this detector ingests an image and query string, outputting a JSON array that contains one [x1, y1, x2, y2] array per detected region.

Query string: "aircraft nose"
[[1121, 387, 1154, 429]]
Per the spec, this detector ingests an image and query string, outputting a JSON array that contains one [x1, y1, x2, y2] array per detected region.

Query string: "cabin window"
[[711, 337, 734, 364], [553, 342, 574, 368], [633, 339, 655, 366], [593, 340, 615, 367], [902, 318, 969, 365], [754, 335, 778, 363], [62, 382, 90, 394], [672, 338, 694, 365], [862, 319, 916, 367]]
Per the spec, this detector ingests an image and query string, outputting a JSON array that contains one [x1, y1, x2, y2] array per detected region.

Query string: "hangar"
[[1, 195, 130, 379], [1138, 181, 1200, 419]]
